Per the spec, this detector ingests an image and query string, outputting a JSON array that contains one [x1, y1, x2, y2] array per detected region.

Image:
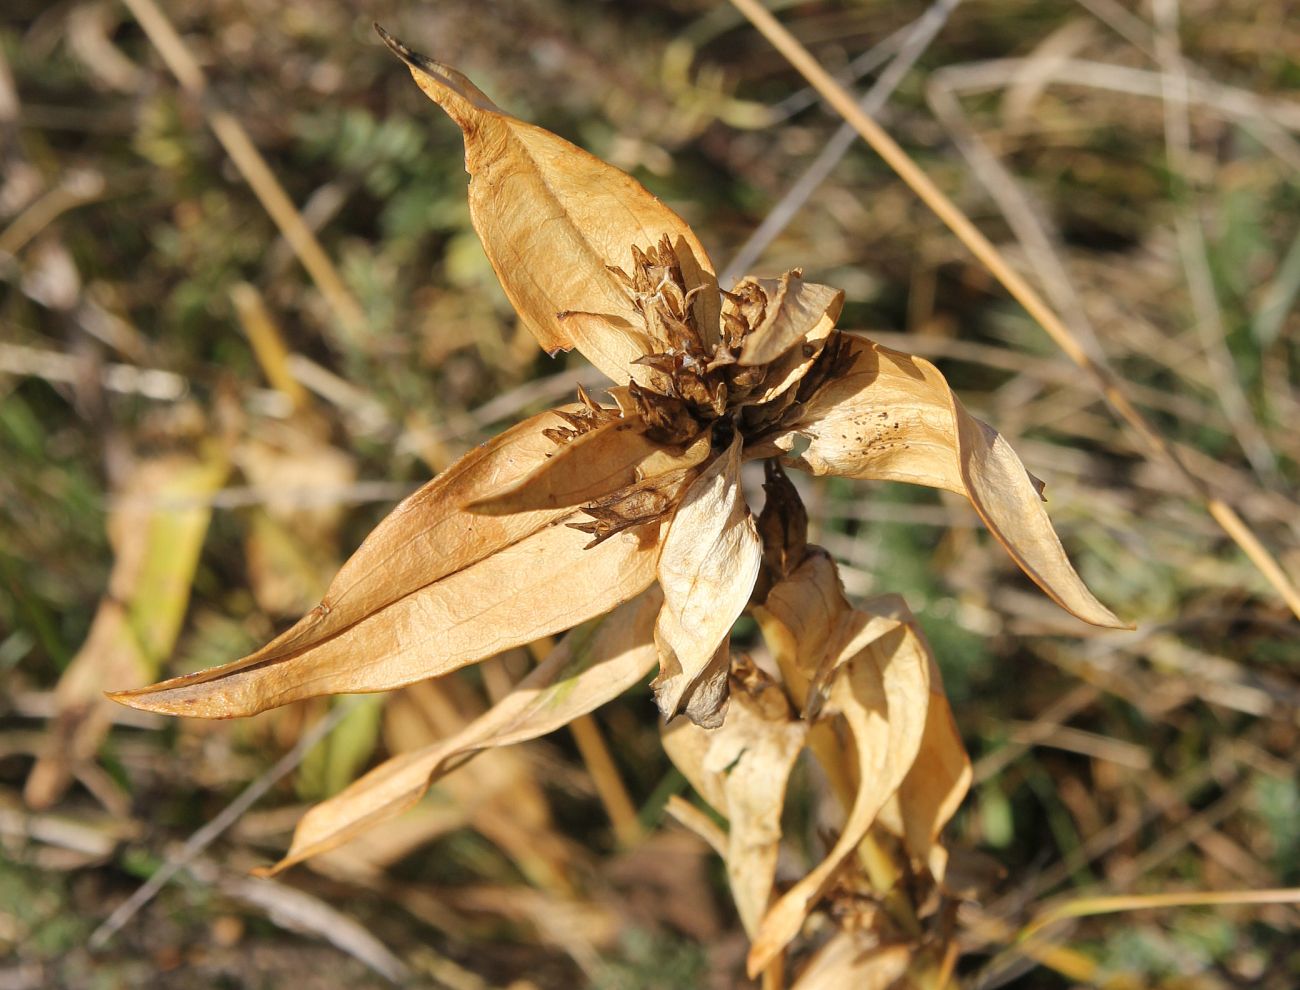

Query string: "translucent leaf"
[[735, 271, 843, 368], [752, 550, 851, 694], [263, 589, 661, 873], [781, 334, 1126, 628], [378, 28, 718, 383], [466, 414, 706, 516], [205, 407, 581, 675]]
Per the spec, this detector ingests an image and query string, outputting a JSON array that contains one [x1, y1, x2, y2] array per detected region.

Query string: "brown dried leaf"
[[870, 599, 971, 881], [108, 407, 595, 716], [652, 435, 761, 727], [661, 670, 808, 937], [756, 460, 809, 587], [340, 680, 565, 890], [110, 517, 663, 718], [735, 272, 843, 368], [782, 334, 1125, 628], [243, 409, 578, 666], [466, 414, 703, 516], [749, 598, 932, 975], [378, 28, 718, 383], [753, 551, 851, 693], [790, 937, 911, 990], [263, 589, 662, 873]]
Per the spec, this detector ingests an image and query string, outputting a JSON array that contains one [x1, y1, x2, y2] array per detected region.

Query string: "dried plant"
[[110, 26, 1126, 986]]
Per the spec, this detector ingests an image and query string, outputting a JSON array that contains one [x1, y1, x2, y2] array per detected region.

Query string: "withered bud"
[[757, 459, 809, 583]]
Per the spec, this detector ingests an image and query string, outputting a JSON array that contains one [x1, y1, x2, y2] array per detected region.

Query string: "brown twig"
[[567, 714, 645, 848]]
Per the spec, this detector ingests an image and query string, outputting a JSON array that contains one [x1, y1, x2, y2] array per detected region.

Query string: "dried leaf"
[[753, 550, 851, 695], [277, 409, 582, 653], [652, 435, 761, 727], [348, 681, 566, 890], [756, 460, 809, 587], [111, 517, 663, 718], [661, 668, 808, 937], [782, 334, 1125, 628], [870, 598, 971, 881], [378, 28, 719, 383], [790, 937, 911, 990], [736, 272, 843, 368], [749, 599, 932, 975], [110, 407, 588, 714], [263, 589, 661, 873], [465, 414, 689, 516]]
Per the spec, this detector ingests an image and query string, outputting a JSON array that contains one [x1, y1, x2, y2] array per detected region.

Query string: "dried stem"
[[1018, 886, 1300, 942], [230, 283, 312, 413], [567, 714, 644, 847], [727, 0, 1300, 621]]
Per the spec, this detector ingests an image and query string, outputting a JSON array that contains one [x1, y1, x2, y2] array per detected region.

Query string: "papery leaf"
[[110, 517, 663, 718], [753, 550, 851, 694], [467, 415, 708, 516], [790, 937, 911, 990], [652, 435, 761, 727], [748, 318, 836, 409], [357, 682, 567, 890], [263, 589, 661, 873], [781, 334, 1126, 628], [108, 407, 584, 717], [377, 27, 719, 383], [465, 415, 658, 515], [661, 669, 808, 937], [870, 598, 971, 881], [749, 600, 931, 976], [736, 272, 843, 368]]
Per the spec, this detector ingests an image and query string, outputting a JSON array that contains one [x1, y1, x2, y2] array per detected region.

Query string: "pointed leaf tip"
[[783, 334, 1128, 630], [372, 23, 405, 58], [384, 37, 716, 385]]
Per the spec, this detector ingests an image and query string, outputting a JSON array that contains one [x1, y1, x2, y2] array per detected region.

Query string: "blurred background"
[[1, 0, 1297, 987]]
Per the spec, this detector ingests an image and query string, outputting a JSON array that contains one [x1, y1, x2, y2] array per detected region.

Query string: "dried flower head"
[[111, 26, 1126, 979]]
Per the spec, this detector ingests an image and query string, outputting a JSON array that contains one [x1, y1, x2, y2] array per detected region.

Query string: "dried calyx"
[[553, 234, 847, 546]]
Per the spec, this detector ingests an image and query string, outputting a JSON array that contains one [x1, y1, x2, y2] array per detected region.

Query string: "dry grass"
[[1, 1, 1296, 987]]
